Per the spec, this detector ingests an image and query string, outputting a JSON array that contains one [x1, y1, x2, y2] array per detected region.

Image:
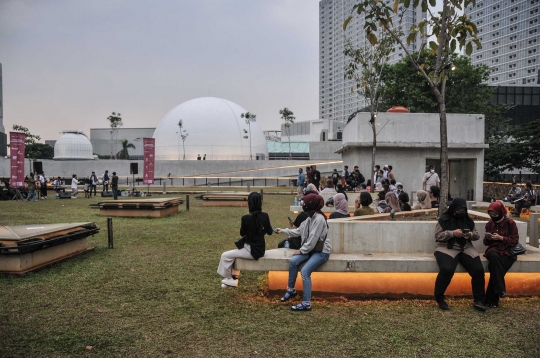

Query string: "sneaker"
[[486, 302, 499, 309], [473, 301, 486, 312], [499, 291, 507, 298], [280, 289, 298, 302], [437, 300, 449, 311], [221, 278, 238, 288], [291, 303, 312, 311]]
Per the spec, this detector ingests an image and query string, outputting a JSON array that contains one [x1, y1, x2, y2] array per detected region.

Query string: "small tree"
[[107, 112, 123, 159], [241, 112, 257, 160], [345, 0, 482, 214], [12, 125, 40, 145], [178, 120, 188, 160], [116, 139, 135, 160], [344, 31, 398, 193], [279, 108, 296, 159]]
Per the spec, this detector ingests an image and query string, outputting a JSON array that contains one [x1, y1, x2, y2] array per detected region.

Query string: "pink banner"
[[143, 138, 155, 185], [10, 132, 26, 188]]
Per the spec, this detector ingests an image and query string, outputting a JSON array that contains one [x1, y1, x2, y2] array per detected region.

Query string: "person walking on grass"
[[275, 193, 331, 311], [296, 168, 305, 200], [71, 174, 79, 198]]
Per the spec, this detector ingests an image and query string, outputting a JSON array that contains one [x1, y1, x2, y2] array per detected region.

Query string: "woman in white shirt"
[[71, 174, 79, 198]]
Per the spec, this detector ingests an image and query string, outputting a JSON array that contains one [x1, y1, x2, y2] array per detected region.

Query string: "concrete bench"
[[472, 202, 540, 212], [235, 210, 540, 273]]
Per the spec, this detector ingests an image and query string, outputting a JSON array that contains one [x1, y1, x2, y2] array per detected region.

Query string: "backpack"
[[358, 172, 365, 184]]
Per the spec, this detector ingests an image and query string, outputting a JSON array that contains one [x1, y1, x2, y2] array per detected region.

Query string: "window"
[[509, 44, 517, 50], [492, 50, 499, 54], [528, 69, 537, 73], [509, 54, 517, 59], [529, 49, 537, 54], [493, 13, 499, 18], [528, 59, 537, 64], [531, 19, 538, 25], [530, 39, 538, 44], [493, 4, 499, 9], [530, 29, 538, 34]]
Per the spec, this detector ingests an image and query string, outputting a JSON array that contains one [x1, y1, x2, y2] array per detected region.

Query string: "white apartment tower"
[[319, 0, 425, 122], [466, 0, 540, 86]]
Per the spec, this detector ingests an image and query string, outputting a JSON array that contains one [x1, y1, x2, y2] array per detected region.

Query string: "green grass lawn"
[[1, 193, 539, 357]]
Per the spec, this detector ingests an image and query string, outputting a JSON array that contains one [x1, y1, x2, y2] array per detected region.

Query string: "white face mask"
[[430, 170, 435, 173]]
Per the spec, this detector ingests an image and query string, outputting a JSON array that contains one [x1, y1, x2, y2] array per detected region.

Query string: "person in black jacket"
[[311, 165, 321, 190], [218, 192, 273, 288]]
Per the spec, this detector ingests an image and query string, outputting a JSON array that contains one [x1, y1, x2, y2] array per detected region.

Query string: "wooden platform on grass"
[[91, 197, 182, 218], [0, 222, 99, 274], [197, 192, 249, 207]]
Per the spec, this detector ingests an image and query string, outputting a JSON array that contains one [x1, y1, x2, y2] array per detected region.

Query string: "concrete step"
[[234, 248, 540, 273]]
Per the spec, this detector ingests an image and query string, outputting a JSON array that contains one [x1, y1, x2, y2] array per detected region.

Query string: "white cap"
[[384, 164, 389, 168]]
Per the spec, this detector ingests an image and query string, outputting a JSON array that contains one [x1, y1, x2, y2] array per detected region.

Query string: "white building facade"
[[466, 0, 540, 86], [319, 0, 425, 122]]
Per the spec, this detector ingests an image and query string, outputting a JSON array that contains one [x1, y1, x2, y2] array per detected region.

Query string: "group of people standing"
[[24, 172, 48, 202]]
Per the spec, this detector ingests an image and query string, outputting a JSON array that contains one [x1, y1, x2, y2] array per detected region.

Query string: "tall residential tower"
[[319, 0, 425, 122], [466, 0, 540, 86]]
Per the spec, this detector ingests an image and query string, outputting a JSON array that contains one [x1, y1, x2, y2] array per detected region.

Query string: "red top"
[[483, 201, 519, 258]]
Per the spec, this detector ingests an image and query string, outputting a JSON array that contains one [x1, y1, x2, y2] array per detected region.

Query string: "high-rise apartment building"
[[466, 0, 540, 86], [319, 0, 424, 122]]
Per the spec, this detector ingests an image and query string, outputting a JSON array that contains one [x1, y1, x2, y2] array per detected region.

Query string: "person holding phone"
[[274, 193, 331, 311], [433, 198, 486, 311], [483, 201, 520, 308], [277, 213, 308, 250]]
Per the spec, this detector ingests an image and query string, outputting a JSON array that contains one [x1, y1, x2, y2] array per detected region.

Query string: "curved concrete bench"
[[235, 210, 540, 273]]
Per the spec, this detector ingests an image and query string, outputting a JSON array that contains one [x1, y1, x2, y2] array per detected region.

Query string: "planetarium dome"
[[54, 131, 94, 160], [152, 97, 268, 160]]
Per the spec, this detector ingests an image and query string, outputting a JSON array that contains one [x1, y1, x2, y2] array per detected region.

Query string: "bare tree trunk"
[[370, 118, 376, 193], [437, 97, 449, 216]]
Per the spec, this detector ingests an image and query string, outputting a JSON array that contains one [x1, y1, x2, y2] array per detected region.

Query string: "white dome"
[[54, 131, 94, 160], [153, 97, 268, 160]]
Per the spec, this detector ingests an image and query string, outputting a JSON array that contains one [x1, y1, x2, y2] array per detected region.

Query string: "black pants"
[[514, 200, 531, 215], [40, 185, 47, 198], [486, 250, 516, 305], [277, 236, 302, 250], [112, 186, 118, 200], [434, 251, 485, 302], [103, 184, 109, 192], [90, 184, 97, 196]]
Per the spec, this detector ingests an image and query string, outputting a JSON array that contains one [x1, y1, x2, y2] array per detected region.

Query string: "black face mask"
[[454, 212, 466, 219]]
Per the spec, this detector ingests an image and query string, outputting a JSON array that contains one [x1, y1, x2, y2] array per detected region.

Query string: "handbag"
[[504, 221, 526, 256], [235, 236, 246, 250], [309, 234, 327, 254]]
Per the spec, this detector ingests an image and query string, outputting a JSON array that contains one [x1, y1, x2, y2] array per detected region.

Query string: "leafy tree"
[[178, 120, 188, 160], [12, 125, 41, 146], [279, 108, 295, 159], [116, 139, 135, 160], [504, 121, 540, 175], [380, 51, 514, 176], [345, 0, 482, 214], [344, 31, 398, 193], [107, 112, 122, 159], [241, 112, 257, 160], [26, 143, 54, 160]]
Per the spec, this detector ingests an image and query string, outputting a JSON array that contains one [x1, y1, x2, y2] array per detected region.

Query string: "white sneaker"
[[221, 278, 238, 288]]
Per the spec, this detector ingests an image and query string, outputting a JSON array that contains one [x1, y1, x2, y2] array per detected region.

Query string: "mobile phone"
[[463, 229, 471, 234], [485, 232, 493, 237], [287, 217, 293, 224], [273, 228, 279, 233]]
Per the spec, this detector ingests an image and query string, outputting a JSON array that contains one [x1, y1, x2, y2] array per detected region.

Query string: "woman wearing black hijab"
[[434, 198, 486, 311], [217, 192, 273, 288]]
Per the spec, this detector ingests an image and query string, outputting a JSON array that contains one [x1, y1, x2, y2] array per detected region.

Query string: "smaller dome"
[[54, 131, 94, 160], [387, 106, 410, 113]]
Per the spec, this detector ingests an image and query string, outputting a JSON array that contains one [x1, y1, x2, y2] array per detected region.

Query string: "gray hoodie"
[[281, 213, 331, 255]]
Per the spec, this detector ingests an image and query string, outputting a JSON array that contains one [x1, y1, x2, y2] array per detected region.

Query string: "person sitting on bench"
[[512, 181, 536, 217], [53, 177, 65, 194]]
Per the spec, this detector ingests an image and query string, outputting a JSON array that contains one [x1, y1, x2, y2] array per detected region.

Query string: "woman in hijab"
[[383, 191, 401, 213], [398, 192, 412, 211], [275, 193, 331, 311], [413, 190, 431, 210], [305, 183, 319, 195], [354, 192, 375, 216], [217, 192, 273, 288], [434, 198, 486, 311], [329, 193, 349, 219], [483, 201, 520, 308]]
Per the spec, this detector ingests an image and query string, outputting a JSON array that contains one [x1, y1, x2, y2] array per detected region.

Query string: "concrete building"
[[0, 63, 6, 157], [489, 85, 540, 126], [466, 0, 540, 86], [336, 113, 488, 201], [90, 127, 155, 158], [319, 0, 425, 122]]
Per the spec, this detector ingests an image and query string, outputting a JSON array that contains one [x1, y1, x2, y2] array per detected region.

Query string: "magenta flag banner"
[[10, 132, 26, 188], [143, 138, 155, 185]]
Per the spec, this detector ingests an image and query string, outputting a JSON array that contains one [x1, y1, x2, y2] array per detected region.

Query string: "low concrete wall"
[[0, 158, 344, 183], [483, 182, 540, 201]]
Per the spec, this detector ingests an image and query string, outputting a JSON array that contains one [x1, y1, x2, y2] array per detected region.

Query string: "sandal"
[[291, 303, 312, 311], [280, 290, 297, 302]]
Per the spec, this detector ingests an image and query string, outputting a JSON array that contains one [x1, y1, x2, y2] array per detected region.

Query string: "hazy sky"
[[0, 0, 319, 142]]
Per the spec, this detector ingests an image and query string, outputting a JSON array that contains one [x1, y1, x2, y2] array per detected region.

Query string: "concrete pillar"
[[411, 191, 416, 206], [186, 194, 190, 211], [466, 201, 476, 211], [162, 182, 167, 194], [530, 213, 539, 248]]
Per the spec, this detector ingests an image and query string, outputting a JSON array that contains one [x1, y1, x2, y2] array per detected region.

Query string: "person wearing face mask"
[[398, 192, 411, 211], [483, 201, 520, 308], [433, 198, 486, 311], [423, 165, 440, 191]]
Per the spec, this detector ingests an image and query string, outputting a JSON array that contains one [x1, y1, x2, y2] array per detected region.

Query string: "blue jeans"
[[27, 189, 37, 201], [287, 252, 330, 304], [112, 186, 118, 200]]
